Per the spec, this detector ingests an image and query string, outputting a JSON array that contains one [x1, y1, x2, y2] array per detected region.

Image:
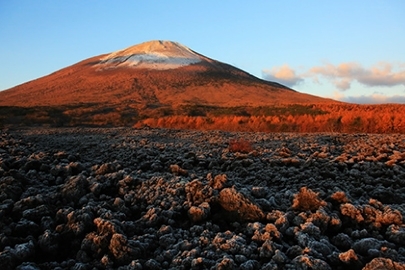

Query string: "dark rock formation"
[[0, 128, 404, 269]]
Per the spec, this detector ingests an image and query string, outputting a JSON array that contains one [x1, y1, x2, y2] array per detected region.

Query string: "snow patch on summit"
[[96, 40, 203, 70]]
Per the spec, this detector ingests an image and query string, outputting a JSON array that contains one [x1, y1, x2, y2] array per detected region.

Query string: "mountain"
[[0, 40, 341, 128], [0, 40, 333, 107]]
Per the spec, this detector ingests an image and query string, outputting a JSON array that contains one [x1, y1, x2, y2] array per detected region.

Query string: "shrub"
[[292, 187, 327, 212], [330, 191, 349, 203], [228, 138, 253, 153], [340, 203, 364, 223]]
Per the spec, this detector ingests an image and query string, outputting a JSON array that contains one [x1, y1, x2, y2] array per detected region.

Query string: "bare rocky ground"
[[0, 127, 405, 270]]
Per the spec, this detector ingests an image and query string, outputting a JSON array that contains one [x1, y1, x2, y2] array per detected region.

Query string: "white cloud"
[[262, 62, 405, 104], [308, 62, 405, 91], [333, 78, 352, 91], [330, 92, 405, 104], [263, 62, 405, 91], [262, 64, 303, 87], [331, 91, 345, 101]]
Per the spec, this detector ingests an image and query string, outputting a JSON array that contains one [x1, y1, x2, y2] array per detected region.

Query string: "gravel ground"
[[0, 127, 405, 269]]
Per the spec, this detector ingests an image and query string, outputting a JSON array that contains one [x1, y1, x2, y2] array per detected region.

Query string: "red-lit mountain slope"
[[0, 40, 335, 108]]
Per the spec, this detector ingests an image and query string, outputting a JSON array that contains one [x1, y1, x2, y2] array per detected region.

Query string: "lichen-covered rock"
[[212, 231, 246, 254], [22, 205, 51, 222], [363, 257, 405, 270], [338, 248, 358, 263], [335, 249, 364, 268], [11, 240, 36, 261], [386, 225, 405, 245], [188, 202, 210, 222], [250, 222, 280, 243], [0, 249, 16, 270], [216, 256, 235, 270], [261, 261, 279, 270], [23, 160, 42, 172], [109, 233, 141, 265], [308, 240, 333, 260], [185, 179, 213, 206], [251, 186, 268, 198], [38, 230, 60, 255], [331, 233, 353, 251], [14, 219, 40, 237], [218, 187, 264, 221], [68, 161, 85, 175], [95, 163, 119, 175], [340, 203, 364, 223], [300, 221, 321, 238], [0, 176, 24, 201], [259, 239, 275, 258], [169, 164, 188, 176], [80, 231, 110, 259], [307, 208, 331, 233], [208, 173, 227, 190], [2, 128, 405, 269], [191, 257, 205, 269], [330, 191, 350, 204], [144, 258, 162, 269], [272, 249, 287, 264], [62, 208, 94, 236], [12, 195, 45, 217], [94, 217, 123, 235], [239, 259, 259, 270], [61, 174, 88, 205], [292, 255, 331, 270], [362, 200, 403, 228], [352, 238, 385, 256], [158, 233, 177, 249]]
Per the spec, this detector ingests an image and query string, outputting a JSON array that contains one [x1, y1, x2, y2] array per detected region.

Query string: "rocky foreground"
[[0, 127, 405, 270]]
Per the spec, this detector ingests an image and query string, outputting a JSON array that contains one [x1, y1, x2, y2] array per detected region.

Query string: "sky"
[[1, 1, 405, 104]]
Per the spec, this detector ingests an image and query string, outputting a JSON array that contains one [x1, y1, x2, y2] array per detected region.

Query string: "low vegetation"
[[292, 187, 327, 212], [0, 104, 141, 127], [138, 103, 405, 133], [2, 103, 405, 133]]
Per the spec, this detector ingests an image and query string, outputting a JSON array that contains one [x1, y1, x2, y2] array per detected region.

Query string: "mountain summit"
[[97, 40, 204, 70]]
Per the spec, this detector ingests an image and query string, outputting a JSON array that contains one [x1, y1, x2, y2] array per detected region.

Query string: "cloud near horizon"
[[263, 62, 405, 91], [331, 92, 405, 104], [262, 64, 303, 88]]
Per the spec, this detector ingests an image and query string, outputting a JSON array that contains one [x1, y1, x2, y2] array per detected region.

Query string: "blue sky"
[[1, 1, 404, 103]]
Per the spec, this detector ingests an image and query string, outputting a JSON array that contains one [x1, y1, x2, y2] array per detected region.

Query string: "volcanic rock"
[[0, 128, 404, 269]]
